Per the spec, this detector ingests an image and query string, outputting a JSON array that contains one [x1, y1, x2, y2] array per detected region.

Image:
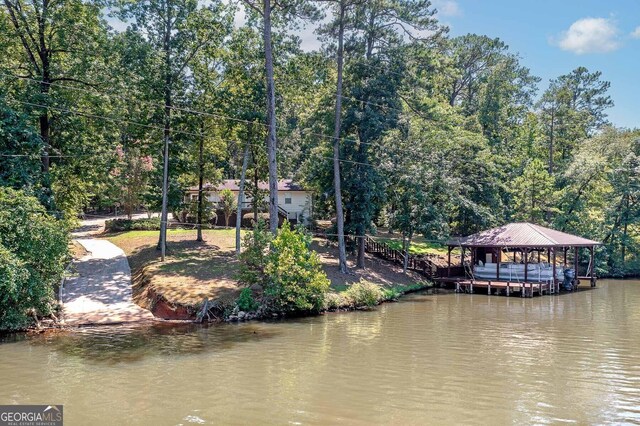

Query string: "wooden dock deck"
[[456, 279, 553, 297], [435, 276, 596, 297]]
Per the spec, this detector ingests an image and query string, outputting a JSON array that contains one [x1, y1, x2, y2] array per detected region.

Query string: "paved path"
[[62, 216, 156, 326]]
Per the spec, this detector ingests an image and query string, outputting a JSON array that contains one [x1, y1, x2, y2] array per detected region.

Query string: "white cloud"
[[556, 17, 621, 54], [631, 26, 640, 39], [432, 0, 462, 17]]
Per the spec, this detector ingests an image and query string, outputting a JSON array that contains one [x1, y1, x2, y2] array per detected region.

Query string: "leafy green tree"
[[219, 188, 237, 227], [1, 0, 109, 214], [0, 187, 69, 331], [242, 0, 320, 233], [339, 0, 443, 268], [111, 0, 233, 256], [1, 0, 106, 175], [538, 67, 613, 175], [0, 99, 42, 191], [239, 220, 330, 314], [111, 145, 155, 219], [512, 158, 556, 224]]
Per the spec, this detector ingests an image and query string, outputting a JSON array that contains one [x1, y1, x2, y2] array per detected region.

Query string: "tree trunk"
[[621, 194, 629, 270], [253, 168, 259, 222], [356, 224, 365, 269], [196, 136, 204, 242], [158, 2, 173, 260], [333, 0, 348, 274], [262, 0, 279, 234], [236, 142, 250, 255], [3, 0, 51, 174], [548, 107, 555, 175]]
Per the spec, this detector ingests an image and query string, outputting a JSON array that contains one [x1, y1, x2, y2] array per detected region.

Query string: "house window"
[[284, 193, 292, 205]]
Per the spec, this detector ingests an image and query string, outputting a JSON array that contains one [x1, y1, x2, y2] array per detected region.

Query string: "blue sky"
[[292, 0, 639, 128], [432, 0, 640, 129]]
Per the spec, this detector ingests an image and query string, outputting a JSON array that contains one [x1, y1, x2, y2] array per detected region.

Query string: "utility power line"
[[8, 98, 504, 187], [0, 71, 422, 151]]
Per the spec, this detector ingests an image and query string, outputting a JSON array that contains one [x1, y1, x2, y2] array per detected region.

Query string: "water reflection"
[[34, 322, 281, 364], [0, 281, 639, 425]]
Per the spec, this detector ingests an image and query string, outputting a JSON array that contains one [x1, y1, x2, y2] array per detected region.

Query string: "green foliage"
[[0, 0, 634, 280], [512, 158, 557, 223], [110, 146, 155, 219], [104, 217, 161, 233], [323, 292, 345, 310], [0, 188, 70, 331], [0, 100, 43, 191], [219, 188, 237, 227], [343, 280, 384, 309], [235, 288, 259, 312], [185, 198, 216, 225], [239, 220, 272, 286], [382, 287, 403, 301], [240, 220, 330, 314]]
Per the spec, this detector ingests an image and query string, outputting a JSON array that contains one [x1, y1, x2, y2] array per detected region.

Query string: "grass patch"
[[70, 240, 88, 259], [108, 229, 434, 318], [374, 238, 449, 256], [107, 229, 245, 307]]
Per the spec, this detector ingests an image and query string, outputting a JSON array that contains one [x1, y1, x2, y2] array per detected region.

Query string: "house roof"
[[449, 223, 601, 248], [188, 179, 307, 192]]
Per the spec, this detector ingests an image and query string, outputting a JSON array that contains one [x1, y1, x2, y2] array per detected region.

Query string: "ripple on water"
[[30, 321, 282, 364], [0, 280, 639, 425]]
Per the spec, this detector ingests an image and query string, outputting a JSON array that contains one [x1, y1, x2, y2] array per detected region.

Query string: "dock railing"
[[314, 231, 444, 280]]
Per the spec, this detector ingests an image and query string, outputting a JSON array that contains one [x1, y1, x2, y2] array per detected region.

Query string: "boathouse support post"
[[447, 246, 452, 277], [574, 246, 579, 290], [590, 246, 596, 287], [461, 247, 466, 277], [524, 248, 529, 283], [552, 248, 557, 294], [496, 248, 501, 281]]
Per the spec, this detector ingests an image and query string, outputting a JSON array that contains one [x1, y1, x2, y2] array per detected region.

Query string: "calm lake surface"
[[1, 280, 640, 425]]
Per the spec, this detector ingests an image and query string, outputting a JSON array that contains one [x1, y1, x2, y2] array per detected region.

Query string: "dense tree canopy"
[[1, 0, 638, 277]]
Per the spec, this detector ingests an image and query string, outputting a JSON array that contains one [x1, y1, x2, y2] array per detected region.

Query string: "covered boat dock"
[[439, 223, 601, 297]]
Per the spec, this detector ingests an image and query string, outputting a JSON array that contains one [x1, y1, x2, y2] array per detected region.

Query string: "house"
[[185, 179, 313, 226]]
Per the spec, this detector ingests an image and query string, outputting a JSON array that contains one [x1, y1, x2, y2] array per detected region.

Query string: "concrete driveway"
[[62, 215, 156, 326]]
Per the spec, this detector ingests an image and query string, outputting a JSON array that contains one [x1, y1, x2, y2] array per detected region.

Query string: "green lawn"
[[107, 228, 245, 307], [108, 228, 432, 314], [372, 237, 450, 256]]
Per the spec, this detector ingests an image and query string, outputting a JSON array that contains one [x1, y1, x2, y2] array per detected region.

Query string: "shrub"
[[239, 219, 272, 286], [323, 292, 345, 310], [240, 220, 330, 314], [0, 188, 70, 331], [382, 287, 403, 301], [343, 280, 384, 309], [104, 217, 161, 232], [219, 189, 237, 227], [236, 288, 259, 312]]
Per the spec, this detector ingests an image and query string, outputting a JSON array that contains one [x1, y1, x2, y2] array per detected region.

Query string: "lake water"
[[1, 280, 639, 425]]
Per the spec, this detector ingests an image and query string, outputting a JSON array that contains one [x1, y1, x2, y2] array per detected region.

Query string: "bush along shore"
[[222, 280, 433, 323], [0, 188, 71, 333], [195, 221, 433, 323]]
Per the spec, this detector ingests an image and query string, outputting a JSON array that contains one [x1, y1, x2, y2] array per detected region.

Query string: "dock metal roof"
[[449, 223, 601, 248]]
